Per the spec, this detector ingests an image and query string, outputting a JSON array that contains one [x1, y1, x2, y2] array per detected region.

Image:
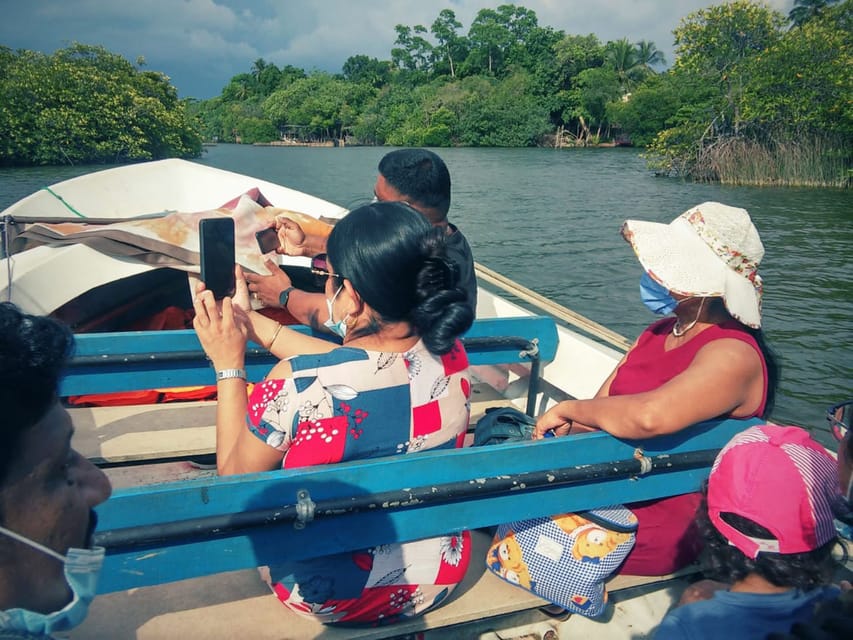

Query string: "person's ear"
[[341, 279, 365, 317]]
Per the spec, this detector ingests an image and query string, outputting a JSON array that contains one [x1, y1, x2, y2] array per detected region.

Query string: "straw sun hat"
[[621, 202, 765, 328]]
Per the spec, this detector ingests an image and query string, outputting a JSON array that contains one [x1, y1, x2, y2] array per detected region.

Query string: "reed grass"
[[693, 135, 851, 188]]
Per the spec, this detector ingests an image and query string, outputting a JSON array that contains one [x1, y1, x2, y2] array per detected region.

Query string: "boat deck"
[[76, 528, 696, 640]]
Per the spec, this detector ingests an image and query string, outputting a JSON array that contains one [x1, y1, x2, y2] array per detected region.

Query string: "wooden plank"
[[71, 381, 509, 465], [94, 417, 760, 593], [80, 529, 695, 640]]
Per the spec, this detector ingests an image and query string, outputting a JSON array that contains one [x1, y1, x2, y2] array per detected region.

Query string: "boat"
[[1, 160, 847, 639]]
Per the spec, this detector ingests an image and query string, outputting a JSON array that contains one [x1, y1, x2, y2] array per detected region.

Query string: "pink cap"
[[707, 424, 839, 558]]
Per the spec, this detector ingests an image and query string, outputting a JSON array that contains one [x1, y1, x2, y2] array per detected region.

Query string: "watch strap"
[[278, 286, 296, 308], [216, 368, 246, 381]]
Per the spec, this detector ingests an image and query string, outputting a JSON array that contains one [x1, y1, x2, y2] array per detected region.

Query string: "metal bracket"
[[632, 447, 653, 478], [519, 337, 539, 360], [294, 488, 316, 530]]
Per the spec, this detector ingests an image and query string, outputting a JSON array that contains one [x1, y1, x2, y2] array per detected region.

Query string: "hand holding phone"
[[199, 217, 236, 299]]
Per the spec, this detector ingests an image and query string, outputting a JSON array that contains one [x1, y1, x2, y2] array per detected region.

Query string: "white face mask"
[[0, 525, 105, 635], [323, 284, 348, 339]]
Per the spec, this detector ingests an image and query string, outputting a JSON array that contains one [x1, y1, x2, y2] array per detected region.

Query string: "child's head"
[[698, 424, 840, 589]]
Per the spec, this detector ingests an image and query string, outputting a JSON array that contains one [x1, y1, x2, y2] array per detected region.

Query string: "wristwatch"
[[278, 286, 295, 308]]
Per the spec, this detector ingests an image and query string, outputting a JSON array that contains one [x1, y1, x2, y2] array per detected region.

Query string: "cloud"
[[1, 0, 796, 99]]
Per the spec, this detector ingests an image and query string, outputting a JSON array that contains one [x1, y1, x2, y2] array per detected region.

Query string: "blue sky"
[[0, 0, 794, 99]]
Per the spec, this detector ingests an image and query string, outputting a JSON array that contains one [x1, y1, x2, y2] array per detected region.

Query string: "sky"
[[0, 0, 795, 100]]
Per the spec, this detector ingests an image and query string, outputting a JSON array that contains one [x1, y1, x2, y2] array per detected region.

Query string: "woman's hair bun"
[[417, 256, 459, 298]]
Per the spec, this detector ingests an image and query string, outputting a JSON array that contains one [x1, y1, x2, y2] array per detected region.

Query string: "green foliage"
[[0, 43, 201, 166], [646, 0, 851, 186], [739, 1, 852, 136], [608, 71, 717, 146], [430, 9, 468, 79], [674, 1, 785, 75], [553, 34, 605, 87], [788, 0, 840, 26], [270, 72, 375, 140], [10, 1, 831, 184], [568, 67, 621, 128], [341, 55, 392, 88], [451, 72, 551, 146]]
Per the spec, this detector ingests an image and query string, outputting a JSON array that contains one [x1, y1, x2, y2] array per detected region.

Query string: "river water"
[[1, 145, 850, 438]]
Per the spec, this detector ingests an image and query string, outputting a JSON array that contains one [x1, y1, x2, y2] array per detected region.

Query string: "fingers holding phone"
[[193, 291, 248, 371]]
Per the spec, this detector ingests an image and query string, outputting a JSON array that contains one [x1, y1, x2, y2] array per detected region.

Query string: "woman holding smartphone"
[[192, 201, 474, 626]]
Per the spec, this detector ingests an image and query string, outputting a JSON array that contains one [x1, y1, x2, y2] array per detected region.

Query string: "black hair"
[[696, 490, 836, 591], [0, 302, 74, 487], [377, 149, 451, 221], [749, 327, 780, 418], [707, 298, 780, 418], [326, 202, 473, 355]]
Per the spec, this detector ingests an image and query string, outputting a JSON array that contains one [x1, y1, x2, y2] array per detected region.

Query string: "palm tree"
[[605, 38, 640, 92], [635, 40, 665, 71], [789, 0, 838, 27]]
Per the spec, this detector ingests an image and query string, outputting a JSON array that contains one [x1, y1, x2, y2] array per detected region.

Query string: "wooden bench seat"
[[65, 316, 556, 466], [78, 529, 696, 639], [71, 380, 515, 465]]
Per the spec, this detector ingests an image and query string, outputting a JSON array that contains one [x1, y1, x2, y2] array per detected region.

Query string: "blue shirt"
[[655, 586, 840, 640]]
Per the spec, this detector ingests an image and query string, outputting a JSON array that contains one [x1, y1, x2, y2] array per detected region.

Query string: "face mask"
[[323, 284, 348, 339], [640, 272, 677, 315], [0, 525, 105, 635]]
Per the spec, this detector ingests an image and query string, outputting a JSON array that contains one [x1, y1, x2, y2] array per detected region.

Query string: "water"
[[1, 145, 850, 438]]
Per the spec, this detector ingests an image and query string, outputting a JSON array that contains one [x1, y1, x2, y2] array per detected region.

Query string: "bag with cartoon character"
[[486, 506, 638, 618]]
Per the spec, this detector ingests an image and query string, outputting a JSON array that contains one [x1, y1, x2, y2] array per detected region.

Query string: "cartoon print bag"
[[486, 505, 638, 618]]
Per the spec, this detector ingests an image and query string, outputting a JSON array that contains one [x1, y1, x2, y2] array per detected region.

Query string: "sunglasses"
[[827, 399, 853, 442], [309, 254, 345, 288]]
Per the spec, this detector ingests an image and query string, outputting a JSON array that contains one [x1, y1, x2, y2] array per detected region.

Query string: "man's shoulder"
[[446, 223, 473, 256]]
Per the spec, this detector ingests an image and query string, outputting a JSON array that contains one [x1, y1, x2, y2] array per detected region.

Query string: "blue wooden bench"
[[92, 415, 758, 594], [62, 316, 558, 466], [61, 316, 557, 412]]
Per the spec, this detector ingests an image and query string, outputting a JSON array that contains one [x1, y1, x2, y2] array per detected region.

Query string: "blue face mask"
[[323, 285, 348, 339], [0, 525, 105, 635], [640, 272, 677, 315]]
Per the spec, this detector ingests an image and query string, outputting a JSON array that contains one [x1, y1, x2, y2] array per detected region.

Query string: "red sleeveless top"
[[613, 317, 768, 576]]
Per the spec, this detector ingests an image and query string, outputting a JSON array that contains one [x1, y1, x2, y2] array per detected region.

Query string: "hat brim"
[[623, 217, 761, 328]]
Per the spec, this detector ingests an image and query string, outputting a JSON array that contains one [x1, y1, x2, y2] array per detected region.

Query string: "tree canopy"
[[0, 43, 202, 166], [2, 2, 849, 185]]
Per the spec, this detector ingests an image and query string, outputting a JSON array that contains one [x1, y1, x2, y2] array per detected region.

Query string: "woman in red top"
[[534, 201, 779, 576]]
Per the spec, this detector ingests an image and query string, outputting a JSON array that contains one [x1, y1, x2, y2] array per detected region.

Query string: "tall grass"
[[693, 135, 851, 188]]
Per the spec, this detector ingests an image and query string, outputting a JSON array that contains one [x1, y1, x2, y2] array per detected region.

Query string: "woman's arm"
[[536, 338, 765, 440], [232, 266, 338, 357], [248, 307, 338, 357], [215, 359, 293, 476], [192, 284, 288, 475]]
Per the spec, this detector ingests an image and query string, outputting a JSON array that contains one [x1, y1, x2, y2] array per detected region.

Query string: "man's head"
[[0, 302, 111, 616], [699, 424, 839, 590], [376, 149, 451, 225]]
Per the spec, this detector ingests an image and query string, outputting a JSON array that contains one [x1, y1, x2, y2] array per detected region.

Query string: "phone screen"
[[199, 217, 236, 299], [255, 227, 280, 254]]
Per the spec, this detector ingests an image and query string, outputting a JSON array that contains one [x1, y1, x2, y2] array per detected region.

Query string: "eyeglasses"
[[827, 400, 853, 442], [310, 253, 345, 288]]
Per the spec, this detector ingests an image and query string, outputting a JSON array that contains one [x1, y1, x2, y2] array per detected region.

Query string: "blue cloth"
[[655, 586, 840, 639]]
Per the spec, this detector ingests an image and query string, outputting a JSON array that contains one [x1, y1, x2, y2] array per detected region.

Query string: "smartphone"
[[199, 217, 236, 299], [255, 227, 280, 254]]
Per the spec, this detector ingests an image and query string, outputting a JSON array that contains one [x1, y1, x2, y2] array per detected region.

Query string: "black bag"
[[472, 407, 536, 446]]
